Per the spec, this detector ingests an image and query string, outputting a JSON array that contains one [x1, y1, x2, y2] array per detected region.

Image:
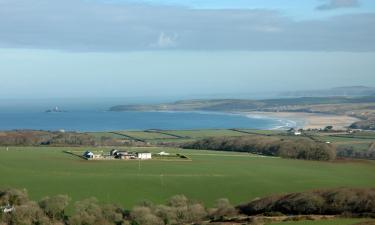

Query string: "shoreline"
[[245, 111, 360, 130]]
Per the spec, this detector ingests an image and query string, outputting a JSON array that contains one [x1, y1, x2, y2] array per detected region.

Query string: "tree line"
[[182, 136, 336, 161], [337, 143, 375, 160], [0, 188, 236, 225], [0, 131, 134, 147], [2, 187, 375, 225]]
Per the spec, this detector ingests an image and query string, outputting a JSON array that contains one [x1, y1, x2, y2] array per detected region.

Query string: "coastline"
[[245, 111, 360, 130]]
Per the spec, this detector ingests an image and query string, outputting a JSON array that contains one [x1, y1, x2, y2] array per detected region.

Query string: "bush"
[[39, 195, 70, 220], [237, 188, 375, 216]]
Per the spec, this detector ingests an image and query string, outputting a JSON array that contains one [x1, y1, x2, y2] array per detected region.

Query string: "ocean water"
[[0, 110, 292, 131]]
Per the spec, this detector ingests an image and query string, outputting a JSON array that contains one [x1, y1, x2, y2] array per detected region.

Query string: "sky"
[[0, 0, 374, 99]]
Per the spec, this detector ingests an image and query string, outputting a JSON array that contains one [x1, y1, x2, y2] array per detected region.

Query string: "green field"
[[89, 129, 375, 149], [0, 146, 374, 209]]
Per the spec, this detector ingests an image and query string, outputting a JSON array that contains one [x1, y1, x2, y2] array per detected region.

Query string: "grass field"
[[90, 129, 375, 150], [0, 146, 374, 210]]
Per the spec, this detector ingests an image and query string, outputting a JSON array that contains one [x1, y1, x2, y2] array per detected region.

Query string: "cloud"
[[0, 0, 373, 51], [316, 0, 360, 10]]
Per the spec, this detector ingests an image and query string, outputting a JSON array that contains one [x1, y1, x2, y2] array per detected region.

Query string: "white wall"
[[137, 153, 152, 160]]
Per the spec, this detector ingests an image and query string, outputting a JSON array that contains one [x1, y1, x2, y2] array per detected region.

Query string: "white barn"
[[137, 152, 152, 160]]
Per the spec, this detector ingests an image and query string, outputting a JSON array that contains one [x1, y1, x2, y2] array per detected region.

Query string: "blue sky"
[[0, 0, 374, 99]]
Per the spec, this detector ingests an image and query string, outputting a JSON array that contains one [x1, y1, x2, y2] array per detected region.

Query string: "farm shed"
[[83, 151, 102, 159], [157, 151, 170, 156], [137, 152, 152, 160], [83, 151, 94, 158]]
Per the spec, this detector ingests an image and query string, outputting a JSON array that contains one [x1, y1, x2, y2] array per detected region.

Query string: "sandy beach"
[[247, 112, 360, 130]]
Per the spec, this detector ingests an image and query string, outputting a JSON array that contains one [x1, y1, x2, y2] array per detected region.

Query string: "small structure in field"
[[137, 152, 152, 160], [287, 128, 302, 136], [109, 149, 151, 160], [157, 151, 170, 156], [83, 151, 102, 159], [110, 149, 119, 156], [83, 151, 94, 158]]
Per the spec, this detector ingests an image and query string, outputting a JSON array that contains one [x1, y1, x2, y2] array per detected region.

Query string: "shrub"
[[237, 188, 375, 216]]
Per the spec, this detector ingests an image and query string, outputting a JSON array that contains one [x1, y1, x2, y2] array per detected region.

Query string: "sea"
[[0, 98, 296, 131]]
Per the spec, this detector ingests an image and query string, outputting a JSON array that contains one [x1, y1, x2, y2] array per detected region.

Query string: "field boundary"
[[229, 128, 271, 136], [144, 129, 189, 139], [108, 132, 146, 143]]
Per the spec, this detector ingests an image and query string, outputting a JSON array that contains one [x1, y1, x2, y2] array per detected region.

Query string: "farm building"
[[137, 152, 152, 160], [83, 151, 94, 158], [109, 149, 151, 160], [110, 149, 119, 156], [157, 151, 170, 156], [83, 151, 102, 159], [110, 149, 136, 159]]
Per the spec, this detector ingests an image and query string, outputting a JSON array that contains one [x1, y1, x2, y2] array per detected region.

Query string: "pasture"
[[89, 129, 375, 151], [0, 146, 374, 209]]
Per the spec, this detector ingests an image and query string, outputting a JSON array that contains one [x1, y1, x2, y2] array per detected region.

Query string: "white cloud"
[[0, 0, 373, 51]]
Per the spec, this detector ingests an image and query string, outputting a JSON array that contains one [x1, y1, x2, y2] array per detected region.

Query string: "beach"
[[247, 112, 360, 130]]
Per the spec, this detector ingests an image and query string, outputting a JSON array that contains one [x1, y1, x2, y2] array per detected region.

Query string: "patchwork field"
[[0, 146, 374, 210], [89, 129, 375, 152]]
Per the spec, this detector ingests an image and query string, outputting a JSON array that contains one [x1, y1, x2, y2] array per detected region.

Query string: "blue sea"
[[0, 99, 295, 131]]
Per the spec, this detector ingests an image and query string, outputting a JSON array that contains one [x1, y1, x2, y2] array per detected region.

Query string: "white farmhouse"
[[137, 152, 152, 160]]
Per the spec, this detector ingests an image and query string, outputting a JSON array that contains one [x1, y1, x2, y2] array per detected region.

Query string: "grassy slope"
[[0, 146, 374, 209]]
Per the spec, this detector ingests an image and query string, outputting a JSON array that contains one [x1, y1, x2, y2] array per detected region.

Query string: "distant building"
[[83, 151, 94, 158], [83, 151, 101, 159], [287, 128, 302, 136], [137, 152, 152, 160], [157, 151, 170, 156], [110, 149, 119, 156]]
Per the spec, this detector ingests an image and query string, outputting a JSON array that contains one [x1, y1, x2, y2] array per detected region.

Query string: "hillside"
[[109, 96, 375, 112], [110, 96, 375, 130], [281, 86, 375, 97]]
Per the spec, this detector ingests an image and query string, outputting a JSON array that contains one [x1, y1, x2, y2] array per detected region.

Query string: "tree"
[[209, 198, 237, 220], [39, 195, 70, 220], [130, 206, 163, 225]]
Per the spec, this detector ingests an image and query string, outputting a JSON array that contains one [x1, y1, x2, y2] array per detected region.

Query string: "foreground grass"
[[0, 146, 374, 209]]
